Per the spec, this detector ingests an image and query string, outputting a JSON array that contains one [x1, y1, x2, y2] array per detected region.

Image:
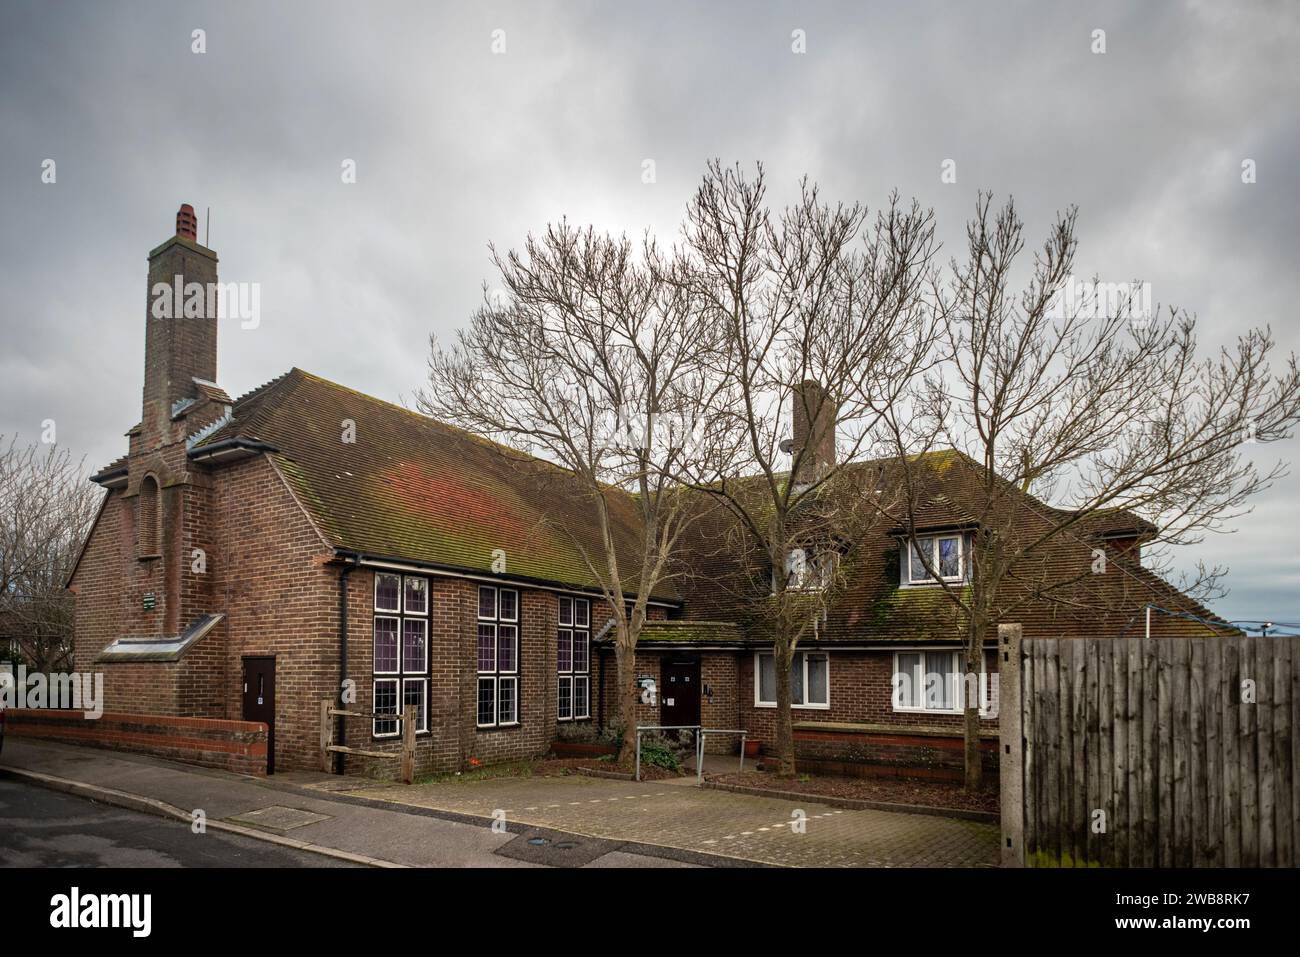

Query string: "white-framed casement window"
[[775, 547, 832, 592], [892, 649, 990, 714], [904, 534, 965, 585], [476, 585, 519, 729], [754, 651, 830, 709], [557, 596, 591, 721], [373, 572, 430, 737]]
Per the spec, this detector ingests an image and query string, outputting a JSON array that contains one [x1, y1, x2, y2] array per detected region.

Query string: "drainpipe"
[[336, 558, 356, 774], [596, 644, 608, 730], [1145, 604, 1151, 641]]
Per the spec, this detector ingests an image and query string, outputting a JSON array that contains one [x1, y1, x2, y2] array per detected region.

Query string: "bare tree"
[[879, 194, 1300, 789], [678, 162, 941, 777], [0, 436, 100, 672], [421, 222, 726, 765]]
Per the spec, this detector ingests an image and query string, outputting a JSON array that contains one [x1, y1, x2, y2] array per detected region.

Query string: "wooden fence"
[[319, 700, 416, 783], [999, 626, 1299, 867]]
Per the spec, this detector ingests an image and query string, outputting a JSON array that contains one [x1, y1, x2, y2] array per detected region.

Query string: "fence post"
[[400, 705, 416, 784], [999, 623, 1025, 867], [320, 699, 333, 773]]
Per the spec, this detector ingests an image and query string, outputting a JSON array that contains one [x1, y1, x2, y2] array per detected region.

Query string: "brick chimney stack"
[[141, 203, 219, 449], [791, 380, 836, 482]]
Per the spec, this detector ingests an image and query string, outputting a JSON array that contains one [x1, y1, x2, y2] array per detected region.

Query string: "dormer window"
[[905, 534, 963, 584], [780, 547, 832, 592]]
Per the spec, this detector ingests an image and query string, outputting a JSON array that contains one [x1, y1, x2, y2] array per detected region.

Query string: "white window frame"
[[774, 547, 832, 593], [753, 651, 831, 710], [890, 648, 991, 715], [903, 534, 966, 585], [403, 576, 428, 616], [477, 585, 520, 729], [402, 677, 429, 734], [401, 617, 428, 674], [375, 571, 402, 613], [373, 678, 400, 738], [373, 615, 400, 676], [558, 596, 591, 721]]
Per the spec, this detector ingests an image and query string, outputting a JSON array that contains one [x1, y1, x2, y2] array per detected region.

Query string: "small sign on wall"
[[142, 592, 156, 611]]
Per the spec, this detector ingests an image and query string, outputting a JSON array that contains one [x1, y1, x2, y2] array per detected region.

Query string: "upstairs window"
[[905, 534, 964, 584], [778, 547, 832, 592], [137, 475, 161, 557]]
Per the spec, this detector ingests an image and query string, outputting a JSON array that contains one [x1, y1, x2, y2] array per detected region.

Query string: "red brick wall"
[[791, 725, 998, 780], [723, 647, 999, 775], [699, 651, 740, 752], [72, 454, 340, 774], [737, 648, 999, 742], [4, 709, 267, 776], [210, 456, 338, 772], [340, 573, 621, 779], [592, 647, 738, 753]]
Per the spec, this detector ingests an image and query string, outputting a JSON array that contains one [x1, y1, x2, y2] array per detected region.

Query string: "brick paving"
[[351, 774, 998, 867]]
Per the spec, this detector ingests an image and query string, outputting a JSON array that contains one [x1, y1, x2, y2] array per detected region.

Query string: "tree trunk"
[[613, 639, 638, 769], [773, 642, 796, 778], [963, 625, 986, 790]]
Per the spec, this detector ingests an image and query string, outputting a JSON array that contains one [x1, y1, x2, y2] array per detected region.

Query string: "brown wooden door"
[[241, 656, 275, 774], [660, 658, 700, 730]]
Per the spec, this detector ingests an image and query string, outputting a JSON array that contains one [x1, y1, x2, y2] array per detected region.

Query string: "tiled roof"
[[633, 620, 746, 645], [90, 454, 129, 482], [193, 369, 677, 600], [673, 449, 1236, 643]]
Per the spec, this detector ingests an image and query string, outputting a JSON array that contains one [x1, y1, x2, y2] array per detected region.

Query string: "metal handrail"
[[634, 724, 750, 783]]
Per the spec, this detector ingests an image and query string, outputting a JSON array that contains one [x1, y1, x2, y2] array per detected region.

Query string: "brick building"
[[69, 207, 1234, 779]]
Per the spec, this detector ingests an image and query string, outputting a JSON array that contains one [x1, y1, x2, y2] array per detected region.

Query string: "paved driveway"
[[352, 774, 998, 867]]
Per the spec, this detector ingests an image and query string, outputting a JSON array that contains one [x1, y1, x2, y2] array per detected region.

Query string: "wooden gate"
[[999, 625, 1299, 867]]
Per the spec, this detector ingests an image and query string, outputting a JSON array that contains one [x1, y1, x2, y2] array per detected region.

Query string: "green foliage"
[[639, 740, 680, 771], [637, 730, 694, 772]]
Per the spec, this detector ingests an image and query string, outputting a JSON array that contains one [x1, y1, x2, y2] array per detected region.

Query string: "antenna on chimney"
[[206, 207, 211, 247]]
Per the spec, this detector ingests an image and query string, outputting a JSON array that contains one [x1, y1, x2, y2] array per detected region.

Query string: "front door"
[[660, 658, 700, 732], [241, 656, 275, 774]]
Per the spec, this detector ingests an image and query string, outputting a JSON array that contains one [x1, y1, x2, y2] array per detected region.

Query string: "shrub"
[[637, 730, 694, 772]]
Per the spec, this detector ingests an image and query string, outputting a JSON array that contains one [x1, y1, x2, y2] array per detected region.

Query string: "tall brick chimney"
[[141, 203, 218, 449], [791, 380, 836, 482]]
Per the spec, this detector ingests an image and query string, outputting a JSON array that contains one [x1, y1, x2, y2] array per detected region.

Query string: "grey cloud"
[[1, 0, 1296, 623]]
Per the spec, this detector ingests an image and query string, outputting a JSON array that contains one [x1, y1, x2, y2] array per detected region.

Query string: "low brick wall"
[[550, 740, 617, 759], [790, 722, 998, 782], [3, 709, 268, 776]]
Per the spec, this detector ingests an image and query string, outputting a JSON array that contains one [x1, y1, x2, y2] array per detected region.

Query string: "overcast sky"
[[1, 0, 1296, 626]]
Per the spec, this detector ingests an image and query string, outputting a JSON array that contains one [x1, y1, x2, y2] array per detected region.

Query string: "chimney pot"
[[176, 203, 198, 241]]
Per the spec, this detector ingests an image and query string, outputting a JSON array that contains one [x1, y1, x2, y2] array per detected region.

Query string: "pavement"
[[0, 739, 699, 868], [0, 738, 998, 867]]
